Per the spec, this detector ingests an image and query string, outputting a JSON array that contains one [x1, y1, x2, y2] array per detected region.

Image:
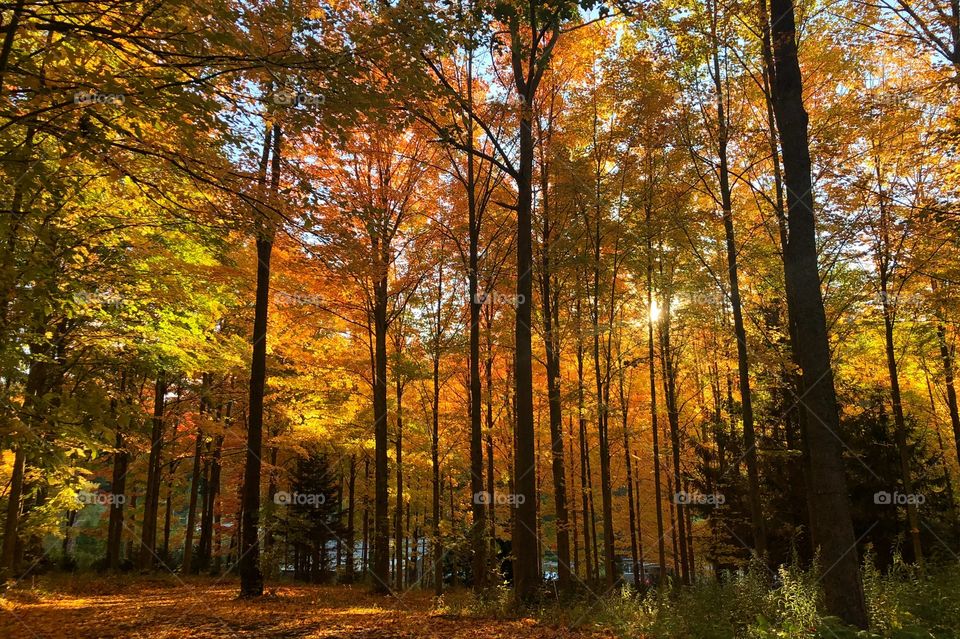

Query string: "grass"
[[439, 556, 960, 638]]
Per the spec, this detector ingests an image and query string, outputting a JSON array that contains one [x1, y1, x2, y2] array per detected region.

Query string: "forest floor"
[[0, 576, 611, 639]]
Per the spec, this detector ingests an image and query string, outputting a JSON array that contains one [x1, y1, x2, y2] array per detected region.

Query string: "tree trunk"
[[161, 465, 174, 566], [512, 61, 539, 604], [646, 217, 667, 586], [592, 260, 615, 587], [937, 320, 960, 467], [485, 306, 497, 546], [666, 469, 680, 577], [1, 446, 26, 575], [684, 478, 696, 580], [107, 427, 128, 570], [239, 121, 280, 598], [575, 300, 594, 583], [568, 415, 580, 577], [199, 432, 223, 572], [709, 0, 766, 557], [932, 280, 960, 469], [880, 284, 923, 566], [633, 461, 645, 584], [371, 211, 391, 593], [362, 457, 370, 576], [431, 326, 443, 595], [394, 377, 404, 591], [768, 0, 868, 625], [346, 454, 356, 583], [659, 299, 689, 583], [619, 358, 641, 589], [465, 47, 488, 592], [182, 375, 210, 573], [106, 373, 129, 571], [201, 394, 230, 572], [540, 177, 570, 591], [0, 338, 50, 578], [139, 374, 167, 570]]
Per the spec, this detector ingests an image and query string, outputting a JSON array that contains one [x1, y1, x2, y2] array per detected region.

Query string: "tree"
[[768, 0, 869, 625]]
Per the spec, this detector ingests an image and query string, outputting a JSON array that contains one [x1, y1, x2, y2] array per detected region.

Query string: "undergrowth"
[[438, 555, 960, 638]]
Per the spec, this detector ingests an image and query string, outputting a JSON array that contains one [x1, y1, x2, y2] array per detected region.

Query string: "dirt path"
[[0, 578, 610, 638]]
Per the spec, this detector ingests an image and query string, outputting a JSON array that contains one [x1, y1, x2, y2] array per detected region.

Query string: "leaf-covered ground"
[[0, 577, 610, 638]]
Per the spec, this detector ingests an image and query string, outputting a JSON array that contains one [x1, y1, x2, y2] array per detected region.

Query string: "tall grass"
[[442, 556, 960, 638]]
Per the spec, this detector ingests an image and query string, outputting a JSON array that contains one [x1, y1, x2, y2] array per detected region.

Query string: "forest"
[[1, 0, 959, 636]]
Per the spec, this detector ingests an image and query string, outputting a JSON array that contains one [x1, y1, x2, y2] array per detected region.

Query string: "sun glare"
[[649, 299, 662, 322]]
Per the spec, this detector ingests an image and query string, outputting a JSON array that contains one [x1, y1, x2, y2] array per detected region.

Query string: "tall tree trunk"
[[107, 425, 128, 571], [768, 0, 868, 625], [394, 377, 404, 591], [362, 457, 370, 576], [879, 282, 923, 566], [106, 372, 130, 571], [431, 331, 443, 596], [759, 0, 809, 554], [239, 121, 280, 598], [646, 213, 667, 586], [684, 477, 696, 580], [666, 469, 680, 576], [371, 208, 392, 594], [200, 432, 223, 572], [932, 281, 960, 468], [540, 173, 570, 591], [873, 151, 923, 568], [575, 299, 594, 583], [633, 462, 645, 584], [183, 374, 210, 573], [586, 429, 600, 579], [659, 299, 689, 584], [512, 56, 540, 604], [126, 495, 137, 564], [448, 475, 457, 588], [592, 289, 615, 587], [619, 357, 641, 589], [709, 0, 766, 557], [465, 47, 488, 592], [200, 392, 230, 571], [162, 463, 175, 566], [265, 446, 278, 555], [0, 318, 51, 582], [337, 470, 344, 574], [938, 323, 960, 466], [485, 305, 497, 546], [568, 415, 580, 577], [182, 429, 203, 573], [139, 374, 167, 570], [1, 446, 26, 575], [346, 454, 357, 583]]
